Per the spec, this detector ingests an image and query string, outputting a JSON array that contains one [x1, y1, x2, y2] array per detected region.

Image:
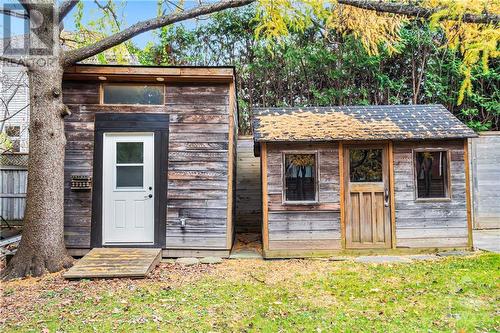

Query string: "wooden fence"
[[235, 136, 262, 233], [1, 168, 28, 221], [469, 132, 500, 229]]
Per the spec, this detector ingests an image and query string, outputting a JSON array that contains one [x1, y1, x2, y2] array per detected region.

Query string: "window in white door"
[[115, 142, 144, 189]]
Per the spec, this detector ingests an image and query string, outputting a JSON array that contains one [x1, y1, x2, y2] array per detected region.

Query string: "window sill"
[[100, 103, 164, 107], [414, 197, 452, 203], [282, 201, 319, 206]]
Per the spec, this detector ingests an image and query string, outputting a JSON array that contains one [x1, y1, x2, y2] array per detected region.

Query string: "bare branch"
[[0, 69, 29, 132], [0, 8, 29, 19], [93, 0, 121, 29], [59, 0, 79, 22], [0, 104, 29, 123], [63, 0, 255, 66], [338, 0, 500, 24]]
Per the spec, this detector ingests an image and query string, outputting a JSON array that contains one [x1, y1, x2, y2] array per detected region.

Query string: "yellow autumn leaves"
[[255, 0, 499, 104], [287, 154, 315, 167], [424, 0, 500, 103]]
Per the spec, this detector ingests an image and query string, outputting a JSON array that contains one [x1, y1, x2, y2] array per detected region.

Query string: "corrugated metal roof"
[[252, 105, 477, 142]]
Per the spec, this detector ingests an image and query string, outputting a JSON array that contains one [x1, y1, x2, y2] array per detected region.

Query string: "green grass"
[[2, 253, 499, 332]]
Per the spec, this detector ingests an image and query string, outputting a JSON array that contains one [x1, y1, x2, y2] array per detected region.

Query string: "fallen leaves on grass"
[[1, 253, 498, 332]]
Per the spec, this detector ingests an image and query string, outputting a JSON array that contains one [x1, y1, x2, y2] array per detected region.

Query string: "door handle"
[[144, 194, 153, 199], [384, 187, 389, 207]]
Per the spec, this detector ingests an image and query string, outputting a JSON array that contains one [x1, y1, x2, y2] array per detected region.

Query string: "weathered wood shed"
[[62, 65, 237, 258], [253, 105, 477, 258]]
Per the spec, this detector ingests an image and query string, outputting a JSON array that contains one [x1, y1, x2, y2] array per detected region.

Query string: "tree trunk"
[[2, 1, 73, 279], [2, 63, 73, 279]]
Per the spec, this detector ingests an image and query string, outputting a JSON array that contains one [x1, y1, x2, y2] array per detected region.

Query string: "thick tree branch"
[[0, 8, 29, 19], [338, 0, 500, 24], [63, 0, 255, 66], [58, 0, 79, 22]]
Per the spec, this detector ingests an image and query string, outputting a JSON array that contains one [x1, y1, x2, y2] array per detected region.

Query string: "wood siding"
[[265, 143, 342, 252], [0, 167, 27, 220], [235, 137, 261, 233], [62, 80, 233, 250], [470, 132, 500, 229], [393, 140, 469, 248]]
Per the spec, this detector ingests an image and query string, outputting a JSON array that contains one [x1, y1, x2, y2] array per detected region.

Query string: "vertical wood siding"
[[235, 137, 261, 233], [393, 140, 468, 248], [62, 80, 232, 250], [0, 168, 27, 220], [265, 143, 342, 251], [470, 133, 500, 229]]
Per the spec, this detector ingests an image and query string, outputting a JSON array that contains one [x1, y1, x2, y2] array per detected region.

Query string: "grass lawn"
[[1, 253, 499, 332]]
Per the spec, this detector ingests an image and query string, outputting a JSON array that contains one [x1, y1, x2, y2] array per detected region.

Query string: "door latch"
[[384, 187, 389, 207]]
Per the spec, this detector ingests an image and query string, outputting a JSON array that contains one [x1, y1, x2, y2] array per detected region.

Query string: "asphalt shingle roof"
[[252, 105, 477, 142]]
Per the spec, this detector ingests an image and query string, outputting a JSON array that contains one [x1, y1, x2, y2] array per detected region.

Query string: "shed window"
[[115, 142, 144, 188], [103, 84, 164, 105], [284, 153, 317, 202], [415, 151, 449, 199], [349, 148, 383, 182]]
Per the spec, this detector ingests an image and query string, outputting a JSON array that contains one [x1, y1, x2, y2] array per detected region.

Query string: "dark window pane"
[[349, 149, 382, 182], [117, 142, 143, 164], [11, 139, 20, 152], [6, 125, 20, 137], [103, 84, 163, 105], [116, 166, 143, 188], [284, 154, 316, 201], [415, 151, 448, 198]]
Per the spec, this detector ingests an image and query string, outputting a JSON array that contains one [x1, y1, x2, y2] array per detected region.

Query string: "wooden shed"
[[252, 105, 477, 258], [62, 65, 237, 258]]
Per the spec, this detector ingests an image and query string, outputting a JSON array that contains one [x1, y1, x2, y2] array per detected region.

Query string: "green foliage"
[[0, 132, 13, 153], [70, 0, 132, 64], [132, 7, 498, 133]]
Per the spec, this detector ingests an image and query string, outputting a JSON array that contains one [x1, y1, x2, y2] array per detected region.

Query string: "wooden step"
[[63, 248, 161, 279]]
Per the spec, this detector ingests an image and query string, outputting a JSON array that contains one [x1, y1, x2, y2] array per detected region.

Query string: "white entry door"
[[102, 133, 155, 244]]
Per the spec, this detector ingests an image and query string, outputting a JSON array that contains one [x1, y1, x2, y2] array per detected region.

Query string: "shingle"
[[252, 105, 477, 142]]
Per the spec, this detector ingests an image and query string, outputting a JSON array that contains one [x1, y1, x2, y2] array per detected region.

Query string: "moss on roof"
[[252, 105, 477, 142]]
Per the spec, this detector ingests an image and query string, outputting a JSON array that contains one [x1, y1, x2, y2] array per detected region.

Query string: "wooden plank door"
[[344, 144, 391, 248]]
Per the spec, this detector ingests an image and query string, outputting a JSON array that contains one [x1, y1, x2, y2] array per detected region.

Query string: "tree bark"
[[2, 1, 73, 280], [2, 62, 74, 279], [338, 0, 500, 24]]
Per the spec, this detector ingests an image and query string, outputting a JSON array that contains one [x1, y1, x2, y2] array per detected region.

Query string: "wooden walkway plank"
[[63, 248, 162, 279]]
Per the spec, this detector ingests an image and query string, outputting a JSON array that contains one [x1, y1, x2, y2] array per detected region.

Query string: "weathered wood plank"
[[393, 140, 469, 248], [62, 76, 234, 252], [235, 137, 262, 233], [397, 237, 468, 248], [263, 142, 342, 252], [63, 248, 161, 279], [470, 133, 500, 229], [0, 169, 27, 220], [269, 239, 342, 250]]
